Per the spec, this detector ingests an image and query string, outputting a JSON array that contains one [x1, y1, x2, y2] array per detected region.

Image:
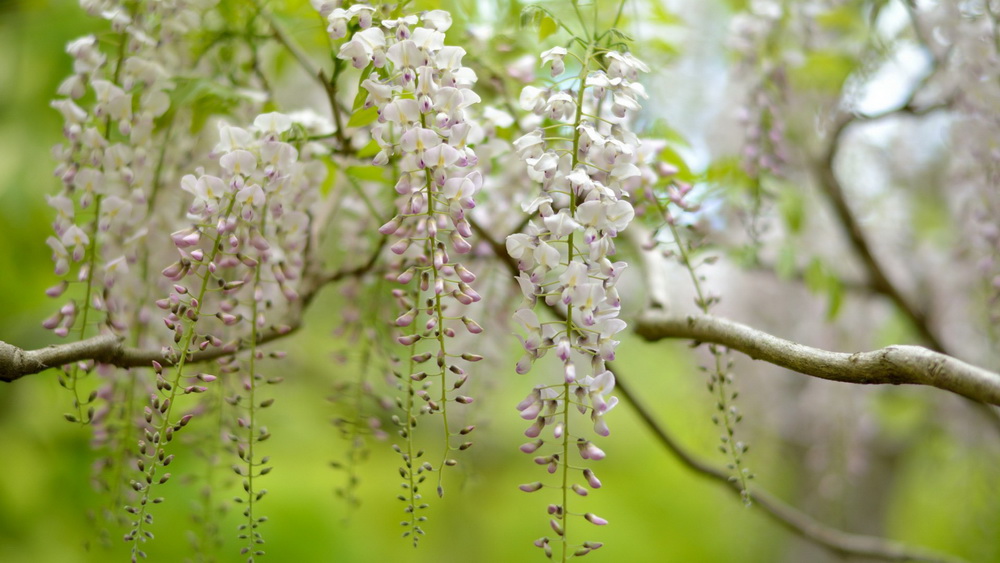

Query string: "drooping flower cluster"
[[126, 112, 322, 558], [508, 46, 648, 557], [326, 5, 483, 539], [46, 3, 193, 420]]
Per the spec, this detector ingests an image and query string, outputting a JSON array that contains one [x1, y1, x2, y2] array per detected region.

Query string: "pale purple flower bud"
[[519, 482, 544, 493], [379, 216, 402, 235], [450, 230, 472, 254], [578, 440, 606, 460], [461, 316, 482, 334], [593, 416, 610, 437], [455, 264, 476, 283], [572, 484, 589, 496], [397, 334, 421, 346], [390, 238, 411, 255], [564, 363, 576, 383], [455, 217, 472, 238], [520, 439, 544, 453], [556, 338, 571, 361], [524, 418, 545, 437], [395, 309, 417, 327], [458, 282, 480, 302], [42, 312, 62, 330], [584, 513, 608, 526], [584, 468, 602, 489], [517, 388, 541, 411], [519, 399, 542, 420], [45, 281, 68, 298], [396, 267, 416, 284], [515, 354, 533, 374]]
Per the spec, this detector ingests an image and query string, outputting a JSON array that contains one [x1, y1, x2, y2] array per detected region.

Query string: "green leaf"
[[803, 257, 844, 320], [657, 146, 694, 183], [649, 119, 691, 149], [356, 138, 381, 159], [520, 5, 562, 40], [538, 16, 557, 41], [320, 160, 338, 196], [346, 165, 386, 183], [790, 50, 856, 93], [607, 28, 634, 42], [347, 106, 379, 128], [804, 257, 826, 293], [705, 156, 752, 194], [778, 188, 805, 234], [775, 243, 797, 280], [159, 77, 246, 134]]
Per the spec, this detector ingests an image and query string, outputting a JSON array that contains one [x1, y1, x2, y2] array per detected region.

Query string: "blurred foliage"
[[0, 0, 998, 562]]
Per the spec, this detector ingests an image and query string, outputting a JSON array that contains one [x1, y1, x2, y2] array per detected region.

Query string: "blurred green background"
[[0, 1, 997, 562]]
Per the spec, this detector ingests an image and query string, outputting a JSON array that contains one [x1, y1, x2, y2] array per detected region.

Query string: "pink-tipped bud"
[[452, 290, 473, 305], [397, 334, 421, 346], [584, 468, 602, 489], [396, 266, 416, 284], [578, 440, 606, 460], [461, 316, 483, 334], [378, 216, 402, 235], [395, 309, 417, 327], [584, 513, 609, 526], [45, 282, 68, 298], [520, 439, 543, 454], [390, 238, 411, 255], [564, 363, 576, 383], [450, 230, 472, 254], [519, 482, 543, 493], [455, 264, 476, 283]]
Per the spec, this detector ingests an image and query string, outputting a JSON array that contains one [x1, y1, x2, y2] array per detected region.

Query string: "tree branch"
[[0, 239, 387, 383], [613, 371, 966, 563], [634, 311, 1000, 406]]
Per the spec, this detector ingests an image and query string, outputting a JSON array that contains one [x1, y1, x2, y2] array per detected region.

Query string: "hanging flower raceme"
[[508, 45, 647, 558], [127, 112, 321, 558], [46, 1, 200, 431], [327, 4, 483, 541]]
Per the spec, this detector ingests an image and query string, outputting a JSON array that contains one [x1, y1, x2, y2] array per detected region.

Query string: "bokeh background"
[[1, 0, 998, 562]]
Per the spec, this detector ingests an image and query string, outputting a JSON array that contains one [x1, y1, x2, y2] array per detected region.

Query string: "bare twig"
[[634, 311, 1000, 406]]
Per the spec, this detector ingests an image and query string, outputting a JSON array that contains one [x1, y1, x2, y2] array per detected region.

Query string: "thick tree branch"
[[0, 239, 387, 383], [614, 372, 966, 563], [0, 324, 303, 383], [634, 311, 1000, 406]]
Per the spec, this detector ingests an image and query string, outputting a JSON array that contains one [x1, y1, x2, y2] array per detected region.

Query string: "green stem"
[[129, 194, 238, 558]]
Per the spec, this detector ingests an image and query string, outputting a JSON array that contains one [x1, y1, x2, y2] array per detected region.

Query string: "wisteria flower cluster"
[[508, 43, 648, 558], [46, 2, 191, 421], [127, 112, 321, 559], [325, 4, 485, 539]]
